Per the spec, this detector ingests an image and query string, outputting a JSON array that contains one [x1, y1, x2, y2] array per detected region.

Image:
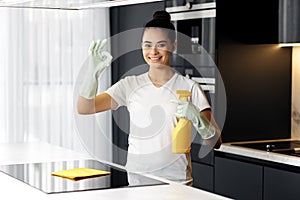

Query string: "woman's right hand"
[[89, 39, 113, 73], [79, 39, 113, 99]]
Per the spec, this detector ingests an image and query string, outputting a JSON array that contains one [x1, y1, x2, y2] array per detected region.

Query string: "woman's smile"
[[149, 56, 162, 62]]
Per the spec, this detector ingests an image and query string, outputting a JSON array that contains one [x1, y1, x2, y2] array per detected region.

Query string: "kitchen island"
[[0, 142, 231, 200]]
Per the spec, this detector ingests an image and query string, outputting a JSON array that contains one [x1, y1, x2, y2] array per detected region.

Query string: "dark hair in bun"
[[143, 10, 176, 43], [153, 10, 171, 21]]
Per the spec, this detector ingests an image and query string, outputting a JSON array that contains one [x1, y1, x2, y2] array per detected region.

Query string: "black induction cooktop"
[[0, 159, 167, 194], [231, 140, 300, 157]]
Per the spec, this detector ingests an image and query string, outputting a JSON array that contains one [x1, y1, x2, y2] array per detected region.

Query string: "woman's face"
[[141, 28, 176, 68]]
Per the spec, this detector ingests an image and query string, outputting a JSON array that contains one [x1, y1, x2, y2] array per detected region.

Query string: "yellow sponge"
[[51, 168, 111, 181]]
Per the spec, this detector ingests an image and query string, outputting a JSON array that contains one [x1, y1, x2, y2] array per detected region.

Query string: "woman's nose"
[[150, 46, 158, 54]]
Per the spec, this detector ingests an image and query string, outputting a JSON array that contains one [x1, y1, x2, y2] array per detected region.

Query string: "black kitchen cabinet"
[[264, 166, 300, 200], [216, 0, 279, 44], [191, 134, 215, 165], [192, 162, 214, 192], [191, 139, 214, 191], [214, 153, 263, 200], [216, 0, 292, 142], [215, 151, 300, 200]]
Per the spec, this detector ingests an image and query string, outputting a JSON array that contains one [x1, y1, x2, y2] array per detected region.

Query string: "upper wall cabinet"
[[216, 0, 279, 44], [279, 0, 300, 44]]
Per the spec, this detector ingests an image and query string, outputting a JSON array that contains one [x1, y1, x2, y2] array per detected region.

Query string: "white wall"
[[292, 47, 300, 139]]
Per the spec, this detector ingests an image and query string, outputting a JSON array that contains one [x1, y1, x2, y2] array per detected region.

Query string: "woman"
[[77, 10, 221, 186]]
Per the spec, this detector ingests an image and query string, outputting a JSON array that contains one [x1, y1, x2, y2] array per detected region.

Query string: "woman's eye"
[[143, 44, 152, 48], [157, 43, 166, 49]]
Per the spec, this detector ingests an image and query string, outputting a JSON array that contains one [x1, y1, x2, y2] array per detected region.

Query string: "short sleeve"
[[191, 82, 211, 111], [104, 78, 128, 109]]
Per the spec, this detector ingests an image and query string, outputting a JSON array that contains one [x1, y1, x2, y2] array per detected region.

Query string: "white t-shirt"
[[105, 72, 210, 184]]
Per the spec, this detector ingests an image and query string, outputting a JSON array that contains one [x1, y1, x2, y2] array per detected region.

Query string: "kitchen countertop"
[[217, 139, 300, 167], [0, 141, 231, 200]]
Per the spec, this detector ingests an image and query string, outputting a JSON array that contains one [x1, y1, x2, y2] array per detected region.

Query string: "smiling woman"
[[77, 10, 222, 186]]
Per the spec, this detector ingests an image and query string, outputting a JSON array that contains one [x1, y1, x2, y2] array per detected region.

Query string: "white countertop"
[[0, 142, 231, 200], [218, 139, 300, 167]]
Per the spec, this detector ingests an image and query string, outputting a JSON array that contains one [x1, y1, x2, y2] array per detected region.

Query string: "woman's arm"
[[77, 39, 115, 115], [77, 93, 118, 114]]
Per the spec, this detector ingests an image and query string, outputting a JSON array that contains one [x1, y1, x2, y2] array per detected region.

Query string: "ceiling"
[[0, 0, 163, 9]]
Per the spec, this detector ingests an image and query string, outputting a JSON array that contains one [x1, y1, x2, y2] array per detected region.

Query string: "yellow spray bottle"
[[172, 90, 192, 154]]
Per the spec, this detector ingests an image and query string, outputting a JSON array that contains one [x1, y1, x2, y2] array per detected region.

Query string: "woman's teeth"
[[150, 57, 160, 60]]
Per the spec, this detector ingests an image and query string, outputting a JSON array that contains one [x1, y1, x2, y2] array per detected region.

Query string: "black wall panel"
[[216, 0, 292, 142]]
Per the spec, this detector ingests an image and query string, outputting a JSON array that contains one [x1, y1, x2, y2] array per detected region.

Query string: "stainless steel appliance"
[[165, 0, 217, 114], [0, 159, 167, 194]]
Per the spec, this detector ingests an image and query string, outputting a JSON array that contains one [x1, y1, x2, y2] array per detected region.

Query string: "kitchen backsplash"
[[292, 47, 300, 139]]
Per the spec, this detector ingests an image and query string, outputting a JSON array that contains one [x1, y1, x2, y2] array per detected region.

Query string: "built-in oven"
[[165, 0, 220, 163], [165, 0, 216, 56], [165, 0, 217, 113]]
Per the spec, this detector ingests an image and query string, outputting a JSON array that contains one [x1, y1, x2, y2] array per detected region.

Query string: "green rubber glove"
[[79, 39, 113, 99], [171, 99, 215, 140]]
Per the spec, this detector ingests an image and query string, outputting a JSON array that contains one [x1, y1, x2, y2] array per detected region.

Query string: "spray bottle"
[[172, 90, 192, 154]]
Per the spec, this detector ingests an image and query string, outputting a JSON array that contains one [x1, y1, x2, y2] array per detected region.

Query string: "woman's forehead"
[[142, 28, 169, 41]]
